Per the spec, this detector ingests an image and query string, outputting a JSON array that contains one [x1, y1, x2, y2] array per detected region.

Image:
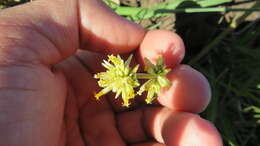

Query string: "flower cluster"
[[137, 56, 171, 104], [94, 54, 171, 107]]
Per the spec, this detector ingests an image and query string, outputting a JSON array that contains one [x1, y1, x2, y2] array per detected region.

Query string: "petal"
[[125, 54, 133, 67], [95, 86, 112, 100]]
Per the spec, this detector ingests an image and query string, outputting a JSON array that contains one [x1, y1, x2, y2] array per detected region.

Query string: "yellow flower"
[[137, 56, 171, 104], [94, 55, 139, 107]]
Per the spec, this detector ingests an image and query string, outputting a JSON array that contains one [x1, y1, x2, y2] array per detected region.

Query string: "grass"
[[1, 0, 259, 145], [197, 25, 260, 145]]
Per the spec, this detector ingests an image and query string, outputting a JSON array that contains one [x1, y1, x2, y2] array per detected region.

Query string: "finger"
[[158, 65, 211, 113], [64, 86, 84, 146], [117, 107, 223, 146], [131, 142, 165, 146], [0, 0, 144, 66], [144, 108, 223, 146], [80, 104, 126, 146], [75, 50, 107, 74], [136, 29, 210, 113], [75, 30, 184, 72], [117, 110, 148, 143], [0, 0, 78, 65], [57, 56, 126, 146], [138, 30, 185, 68], [106, 92, 141, 112], [79, 0, 145, 54]]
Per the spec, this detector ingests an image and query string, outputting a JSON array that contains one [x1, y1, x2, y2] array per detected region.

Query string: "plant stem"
[[188, 1, 260, 65], [159, 7, 260, 13], [136, 73, 156, 79], [103, 0, 232, 20], [199, 0, 232, 7]]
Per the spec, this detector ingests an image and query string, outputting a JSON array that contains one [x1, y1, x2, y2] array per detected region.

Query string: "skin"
[[0, 0, 222, 146]]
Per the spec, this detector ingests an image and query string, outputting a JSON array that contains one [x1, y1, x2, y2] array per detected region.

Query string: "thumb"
[[0, 0, 145, 66], [79, 0, 145, 53]]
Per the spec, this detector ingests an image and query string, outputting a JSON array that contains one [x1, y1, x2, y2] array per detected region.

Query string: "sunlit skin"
[[0, 0, 222, 146]]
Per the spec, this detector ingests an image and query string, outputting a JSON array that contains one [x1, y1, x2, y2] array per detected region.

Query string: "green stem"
[[103, 0, 232, 20], [198, 0, 232, 7], [188, 1, 260, 65], [159, 7, 260, 13], [220, 83, 260, 106], [136, 73, 156, 79]]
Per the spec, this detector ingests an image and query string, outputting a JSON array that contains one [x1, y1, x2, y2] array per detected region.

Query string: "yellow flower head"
[[137, 56, 171, 104], [94, 55, 139, 107]]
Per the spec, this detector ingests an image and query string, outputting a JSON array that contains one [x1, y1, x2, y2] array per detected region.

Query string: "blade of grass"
[[221, 115, 239, 146], [218, 81, 260, 106], [188, 1, 260, 65], [158, 7, 260, 13]]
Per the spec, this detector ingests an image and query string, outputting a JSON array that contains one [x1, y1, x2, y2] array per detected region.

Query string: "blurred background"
[[1, 0, 259, 145]]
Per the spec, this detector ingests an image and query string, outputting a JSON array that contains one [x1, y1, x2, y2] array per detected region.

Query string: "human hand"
[[0, 0, 222, 146]]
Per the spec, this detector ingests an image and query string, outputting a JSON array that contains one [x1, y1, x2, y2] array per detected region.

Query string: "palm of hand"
[[3, 48, 219, 146], [56, 50, 217, 146], [58, 52, 166, 146]]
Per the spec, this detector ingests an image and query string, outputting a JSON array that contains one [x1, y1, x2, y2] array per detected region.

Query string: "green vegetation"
[[1, 0, 259, 145], [0, 0, 28, 8]]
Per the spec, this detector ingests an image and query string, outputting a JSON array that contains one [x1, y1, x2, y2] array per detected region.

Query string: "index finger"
[[138, 30, 210, 113]]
